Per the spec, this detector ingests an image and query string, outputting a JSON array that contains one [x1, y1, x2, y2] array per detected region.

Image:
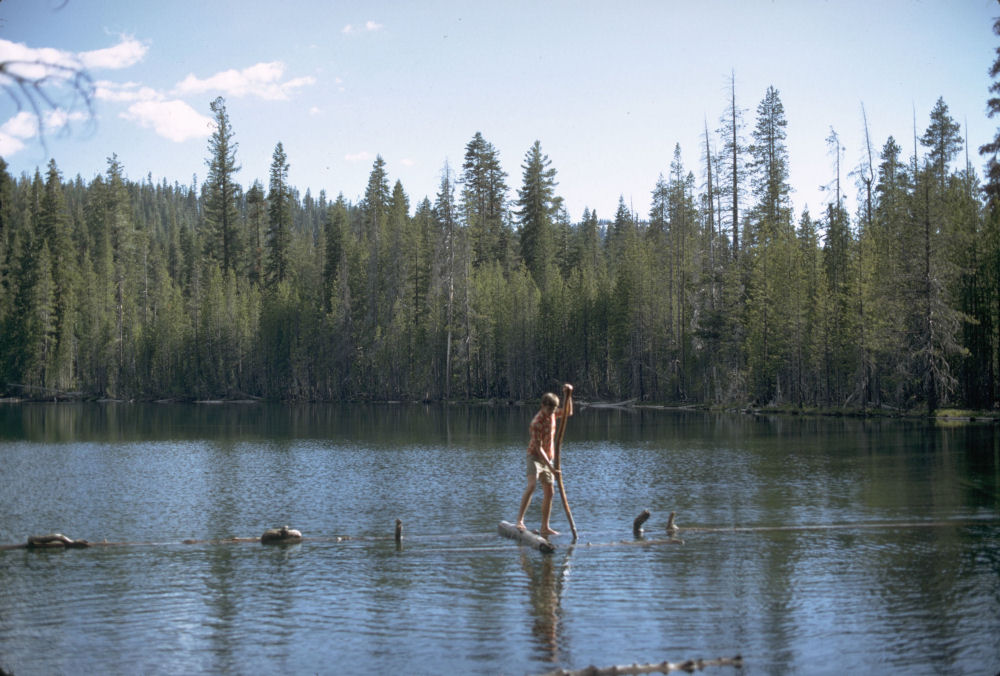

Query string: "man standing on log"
[[516, 384, 573, 536]]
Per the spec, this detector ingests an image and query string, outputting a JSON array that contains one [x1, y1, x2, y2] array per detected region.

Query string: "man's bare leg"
[[516, 475, 536, 530], [539, 482, 560, 536]]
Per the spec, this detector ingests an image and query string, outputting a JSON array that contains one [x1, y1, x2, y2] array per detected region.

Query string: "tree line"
[[3, 55, 1000, 411]]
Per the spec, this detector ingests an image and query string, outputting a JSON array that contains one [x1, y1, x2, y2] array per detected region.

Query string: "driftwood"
[[498, 520, 556, 553], [541, 655, 743, 676]]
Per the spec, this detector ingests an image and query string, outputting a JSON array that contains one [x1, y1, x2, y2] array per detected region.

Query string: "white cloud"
[[174, 61, 316, 101], [342, 20, 383, 34], [0, 112, 37, 155], [345, 151, 372, 162], [121, 100, 213, 142], [399, 158, 415, 167], [309, 106, 322, 116], [2, 111, 39, 139], [0, 36, 145, 79], [0, 109, 88, 155], [79, 36, 147, 70], [0, 38, 79, 80], [0, 133, 25, 156], [43, 109, 87, 130], [95, 80, 161, 103]]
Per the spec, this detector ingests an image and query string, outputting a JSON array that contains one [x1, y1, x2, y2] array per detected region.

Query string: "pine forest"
[[5, 44, 1000, 413]]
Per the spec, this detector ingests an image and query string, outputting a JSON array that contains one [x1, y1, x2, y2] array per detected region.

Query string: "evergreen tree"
[[748, 85, 792, 243], [203, 96, 242, 276], [245, 180, 265, 284], [39, 159, 76, 388], [744, 85, 794, 403], [433, 162, 459, 398], [361, 155, 391, 337], [265, 142, 291, 288], [717, 70, 747, 257], [323, 194, 348, 312], [106, 154, 136, 396], [516, 140, 561, 287], [922, 97, 963, 190], [980, 9, 1000, 205], [461, 131, 509, 267]]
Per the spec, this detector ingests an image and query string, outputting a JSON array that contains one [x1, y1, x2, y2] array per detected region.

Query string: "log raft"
[[498, 520, 556, 553]]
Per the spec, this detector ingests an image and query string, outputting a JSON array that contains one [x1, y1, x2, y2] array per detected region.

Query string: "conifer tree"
[[744, 86, 794, 403], [265, 142, 291, 288], [323, 195, 348, 312], [245, 180, 265, 284], [203, 97, 242, 276], [433, 163, 459, 398], [980, 9, 1000, 205], [516, 141, 561, 288], [922, 97, 963, 190], [718, 71, 747, 257], [461, 132, 509, 267], [39, 159, 76, 388]]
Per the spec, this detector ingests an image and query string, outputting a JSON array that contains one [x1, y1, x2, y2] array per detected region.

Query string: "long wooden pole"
[[553, 385, 578, 541]]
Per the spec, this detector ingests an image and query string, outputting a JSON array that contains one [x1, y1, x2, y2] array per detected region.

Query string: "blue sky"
[[1, 0, 998, 223]]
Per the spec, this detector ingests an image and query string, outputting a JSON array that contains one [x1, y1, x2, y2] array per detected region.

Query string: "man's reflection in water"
[[520, 547, 573, 662]]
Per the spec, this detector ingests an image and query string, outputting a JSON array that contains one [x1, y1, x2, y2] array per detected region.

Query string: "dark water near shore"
[[1, 403, 998, 675]]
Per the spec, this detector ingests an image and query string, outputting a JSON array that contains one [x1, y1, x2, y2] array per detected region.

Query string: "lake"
[[0, 403, 998, 675]]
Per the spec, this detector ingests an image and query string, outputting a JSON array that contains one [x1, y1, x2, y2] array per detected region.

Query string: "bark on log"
[[498, 521, 556, 553]]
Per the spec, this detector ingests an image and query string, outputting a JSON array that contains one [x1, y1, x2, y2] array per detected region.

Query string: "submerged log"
[[260, 526, 303, 544], [498, 521, 556, 554], [541, 654, 743, 676]]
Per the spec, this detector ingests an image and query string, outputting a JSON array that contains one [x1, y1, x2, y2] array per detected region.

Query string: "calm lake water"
[[1, 403, 998, 675]]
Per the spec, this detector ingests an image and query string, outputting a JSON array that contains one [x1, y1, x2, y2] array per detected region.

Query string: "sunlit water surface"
[[1, 404, 998, 675]]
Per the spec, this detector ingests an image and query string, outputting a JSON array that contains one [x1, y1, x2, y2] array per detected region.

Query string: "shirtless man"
[[516, 384, 573, 536]]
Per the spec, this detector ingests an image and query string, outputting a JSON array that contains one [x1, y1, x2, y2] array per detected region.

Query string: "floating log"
[[541, 654, 743, 676], [498, 520, 556, 554], [260, 526, 303, 544], [633, 509, 651, 536], [27, 533, 89, 549]]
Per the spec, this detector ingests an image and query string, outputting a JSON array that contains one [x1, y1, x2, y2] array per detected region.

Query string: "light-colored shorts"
[[527, 454, 554, 485]]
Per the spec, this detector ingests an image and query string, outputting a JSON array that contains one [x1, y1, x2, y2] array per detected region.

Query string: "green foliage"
[[2, 84, 997, 410], [203, 97, 242, 276], [265, 142, 291, 288]]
